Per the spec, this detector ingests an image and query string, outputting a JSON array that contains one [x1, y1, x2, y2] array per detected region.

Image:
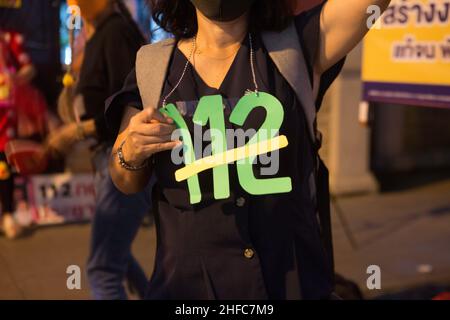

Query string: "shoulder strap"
[[262, 22, 317, 146], [136, 38, 176, 109], [263, 23, 334, 282]]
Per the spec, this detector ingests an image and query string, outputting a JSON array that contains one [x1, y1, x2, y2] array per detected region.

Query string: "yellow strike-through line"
[[175, 135, 288, 182]]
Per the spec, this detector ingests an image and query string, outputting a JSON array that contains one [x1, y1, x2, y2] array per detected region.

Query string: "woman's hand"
[[109, 107, 179, 195], [120, 108, 179, 167]]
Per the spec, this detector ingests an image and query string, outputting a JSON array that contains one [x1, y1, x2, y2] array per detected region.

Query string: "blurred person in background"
[[47, 0, 151, 299], [0, 29, 39, 239], [108, 0, 391, 299]]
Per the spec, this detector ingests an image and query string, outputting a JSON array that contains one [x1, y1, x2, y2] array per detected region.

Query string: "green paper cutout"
[[193, 95, 230, 199], [160, 104, 202, 204], [229, 92, 292, 195], [162, 92, 292, 204]]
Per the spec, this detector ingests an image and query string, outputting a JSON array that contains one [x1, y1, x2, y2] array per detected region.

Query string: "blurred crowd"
[[1, 0, 152, 299]]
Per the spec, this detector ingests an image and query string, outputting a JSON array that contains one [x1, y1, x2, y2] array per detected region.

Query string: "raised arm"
[[316, 0, 391, 74]]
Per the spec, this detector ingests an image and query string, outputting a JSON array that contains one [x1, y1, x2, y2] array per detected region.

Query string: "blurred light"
[[64, 46, 72, 66], [150, 19, 172, 43]]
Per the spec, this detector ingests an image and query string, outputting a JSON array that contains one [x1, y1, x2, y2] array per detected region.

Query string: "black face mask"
[[190, 0, 255, 22]]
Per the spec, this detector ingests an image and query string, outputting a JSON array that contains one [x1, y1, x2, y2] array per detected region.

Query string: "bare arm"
[[109, 106, 179, 195], [316, 0, 391, 74]]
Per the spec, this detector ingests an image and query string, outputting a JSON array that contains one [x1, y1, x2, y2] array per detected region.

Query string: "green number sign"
[[161, 93, 292, 204]]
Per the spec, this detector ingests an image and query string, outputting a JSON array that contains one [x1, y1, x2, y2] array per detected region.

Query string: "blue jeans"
[[87, 147, 153, 300]]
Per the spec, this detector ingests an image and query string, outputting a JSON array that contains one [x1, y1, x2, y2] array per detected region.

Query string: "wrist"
[[119, 139, 149, 170]]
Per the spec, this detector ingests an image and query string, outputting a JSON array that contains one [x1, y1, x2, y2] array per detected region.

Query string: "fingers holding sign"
[[121, 107, 180, 167]]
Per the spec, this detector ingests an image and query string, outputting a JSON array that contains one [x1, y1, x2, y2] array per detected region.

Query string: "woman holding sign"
[[107, 0, 391, 299]]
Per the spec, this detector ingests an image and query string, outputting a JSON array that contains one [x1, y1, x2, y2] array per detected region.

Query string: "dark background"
[[1, 0, 62, 108]]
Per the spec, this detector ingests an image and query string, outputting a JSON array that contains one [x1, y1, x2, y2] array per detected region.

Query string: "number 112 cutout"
[[160, 92, 292, 204]]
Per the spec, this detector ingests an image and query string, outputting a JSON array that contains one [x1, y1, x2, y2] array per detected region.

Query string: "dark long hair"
[[149, 0, 296, 39], [114, 0, 147, 44]]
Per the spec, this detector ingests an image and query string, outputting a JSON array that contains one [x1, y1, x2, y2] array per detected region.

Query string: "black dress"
[[106, 4, 345, 300]]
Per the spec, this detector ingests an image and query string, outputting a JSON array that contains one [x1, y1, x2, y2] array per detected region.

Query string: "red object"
[[4, 139, 48, 175], [0, 83, 48, 152], [433, 292, 450, 300], [0, 30, 48, 152], [0, 31, 32, 69], [15, 83, 48, 138], [0, 97, 17, 152]]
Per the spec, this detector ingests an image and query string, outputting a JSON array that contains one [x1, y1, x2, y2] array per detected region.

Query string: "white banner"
[[14, 173, 95, 226]]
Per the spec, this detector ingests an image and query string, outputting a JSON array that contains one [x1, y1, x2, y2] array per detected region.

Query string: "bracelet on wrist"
[[117, 140, 149, 171]]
